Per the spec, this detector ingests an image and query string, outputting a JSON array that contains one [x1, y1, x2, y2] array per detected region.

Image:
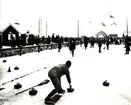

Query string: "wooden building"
[[1, 24, 30, 46], [2, 24, 20, 46]]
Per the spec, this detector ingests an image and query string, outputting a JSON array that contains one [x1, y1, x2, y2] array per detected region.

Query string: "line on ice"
[[1, 67, 47, 86]]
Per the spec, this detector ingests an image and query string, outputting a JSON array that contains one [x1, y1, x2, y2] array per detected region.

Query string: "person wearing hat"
[[45, 60, 72, 101]]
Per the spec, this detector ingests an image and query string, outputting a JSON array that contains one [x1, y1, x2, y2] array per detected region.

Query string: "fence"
[[0, 43, 70, 58]]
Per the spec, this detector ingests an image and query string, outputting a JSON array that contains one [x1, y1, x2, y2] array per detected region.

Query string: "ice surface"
[[0, 44, 131, 105]]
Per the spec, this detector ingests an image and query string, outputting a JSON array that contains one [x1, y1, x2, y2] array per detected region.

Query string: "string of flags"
[[101, 22, 106, 27], [111, 22, 117, 26], [109, 15, 117, 26], [88, 14, 117, 27], [15, 23, 20, 25], [110, 15, 115, 18]]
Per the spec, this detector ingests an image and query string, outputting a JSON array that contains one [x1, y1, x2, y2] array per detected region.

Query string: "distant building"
[[1, 24, 31, 46], [108, 34, 118, 38], [2, 24, 20, 45]]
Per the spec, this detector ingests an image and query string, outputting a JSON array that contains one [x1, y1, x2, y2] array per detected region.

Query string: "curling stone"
[[14, 82, 22, 89], [103, 80, 109, 86], [3, 59, 7, 63], [29, 88, 37, 96], [67, 88, 74, 93], [14, 66, 19, 70], [0, 87, 5, 91]]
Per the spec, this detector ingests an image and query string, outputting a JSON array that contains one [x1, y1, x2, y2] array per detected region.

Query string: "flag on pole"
[[110, 15, 115, 18], [15, 23, 20, 25], [113, 22, 117, 25], [111, 22, 117, 26], [101, 22, 106, 26]]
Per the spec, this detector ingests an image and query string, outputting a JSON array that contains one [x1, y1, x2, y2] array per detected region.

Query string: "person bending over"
[[45, 60, 72, 101]]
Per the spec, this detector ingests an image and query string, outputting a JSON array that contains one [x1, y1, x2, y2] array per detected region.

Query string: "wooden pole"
[[46, 21, 47, 38], [38, 18, 40, 37], [77, 20, 79, 38], [126, 17, 128, 36]]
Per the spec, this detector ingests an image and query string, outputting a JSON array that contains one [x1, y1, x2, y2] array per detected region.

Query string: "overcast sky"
[[0, 0, 131, 37]]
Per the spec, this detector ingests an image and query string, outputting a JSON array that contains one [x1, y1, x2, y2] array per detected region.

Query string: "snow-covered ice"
[[0, 44, 131, 105]]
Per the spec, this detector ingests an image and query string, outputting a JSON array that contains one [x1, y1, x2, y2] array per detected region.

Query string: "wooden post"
[[46, 21, 47, 38], [126, 17, 128, 36], [77, 20, 79, 38]]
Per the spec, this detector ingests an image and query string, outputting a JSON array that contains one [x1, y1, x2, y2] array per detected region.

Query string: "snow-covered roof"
[[1, 23, 35, 34]]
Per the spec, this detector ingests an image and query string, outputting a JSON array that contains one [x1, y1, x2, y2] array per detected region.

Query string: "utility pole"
[[46, 21, 47, 38], [126, 17, 128, 36], [38, 18, 40, 37], [38, 17, 42, 37], [77, 20, 79, 38]]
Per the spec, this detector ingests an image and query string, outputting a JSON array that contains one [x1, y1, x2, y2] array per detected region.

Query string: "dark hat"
[[66, 60, 71, 68]]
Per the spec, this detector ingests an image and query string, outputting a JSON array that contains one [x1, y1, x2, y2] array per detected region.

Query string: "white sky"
[[0, 0, 131, 37]]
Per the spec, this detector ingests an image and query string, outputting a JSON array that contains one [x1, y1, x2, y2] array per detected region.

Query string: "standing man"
[[98, 38, 102, 53], [84, 39, 88, 50], [45, 60, 72, 102], [125, 36, 130, 54], [69, 39, 76, 57], [90, 37, 95, 48], [125, 41, 130, 54], [106, 39, 110, 50], [58, 40, 62, 52], [71, 40, 76, 57]]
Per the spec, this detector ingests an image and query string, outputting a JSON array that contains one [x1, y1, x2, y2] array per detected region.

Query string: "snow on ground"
[[0, 44, 131, 105]]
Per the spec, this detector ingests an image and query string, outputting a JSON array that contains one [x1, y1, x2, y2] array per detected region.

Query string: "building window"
[[8, 32, 16, 40], [8, 32, 12, 40], [12, 34, 16, 40]]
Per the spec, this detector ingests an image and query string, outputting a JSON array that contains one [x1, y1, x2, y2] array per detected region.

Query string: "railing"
[[0, 43, 69, 58]]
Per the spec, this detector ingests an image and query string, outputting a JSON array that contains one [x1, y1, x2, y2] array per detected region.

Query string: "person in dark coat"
[[106, 39, 110, 50], [58, 40, 62, 52], [98, 38, 102, 53], [84, 39, 88, 50], [69, 40, 72, 53], [69, 40, 76, 57], [45, 60, 72, 101], [125, 41, 130, 54], [90, 38, 95, 48]]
